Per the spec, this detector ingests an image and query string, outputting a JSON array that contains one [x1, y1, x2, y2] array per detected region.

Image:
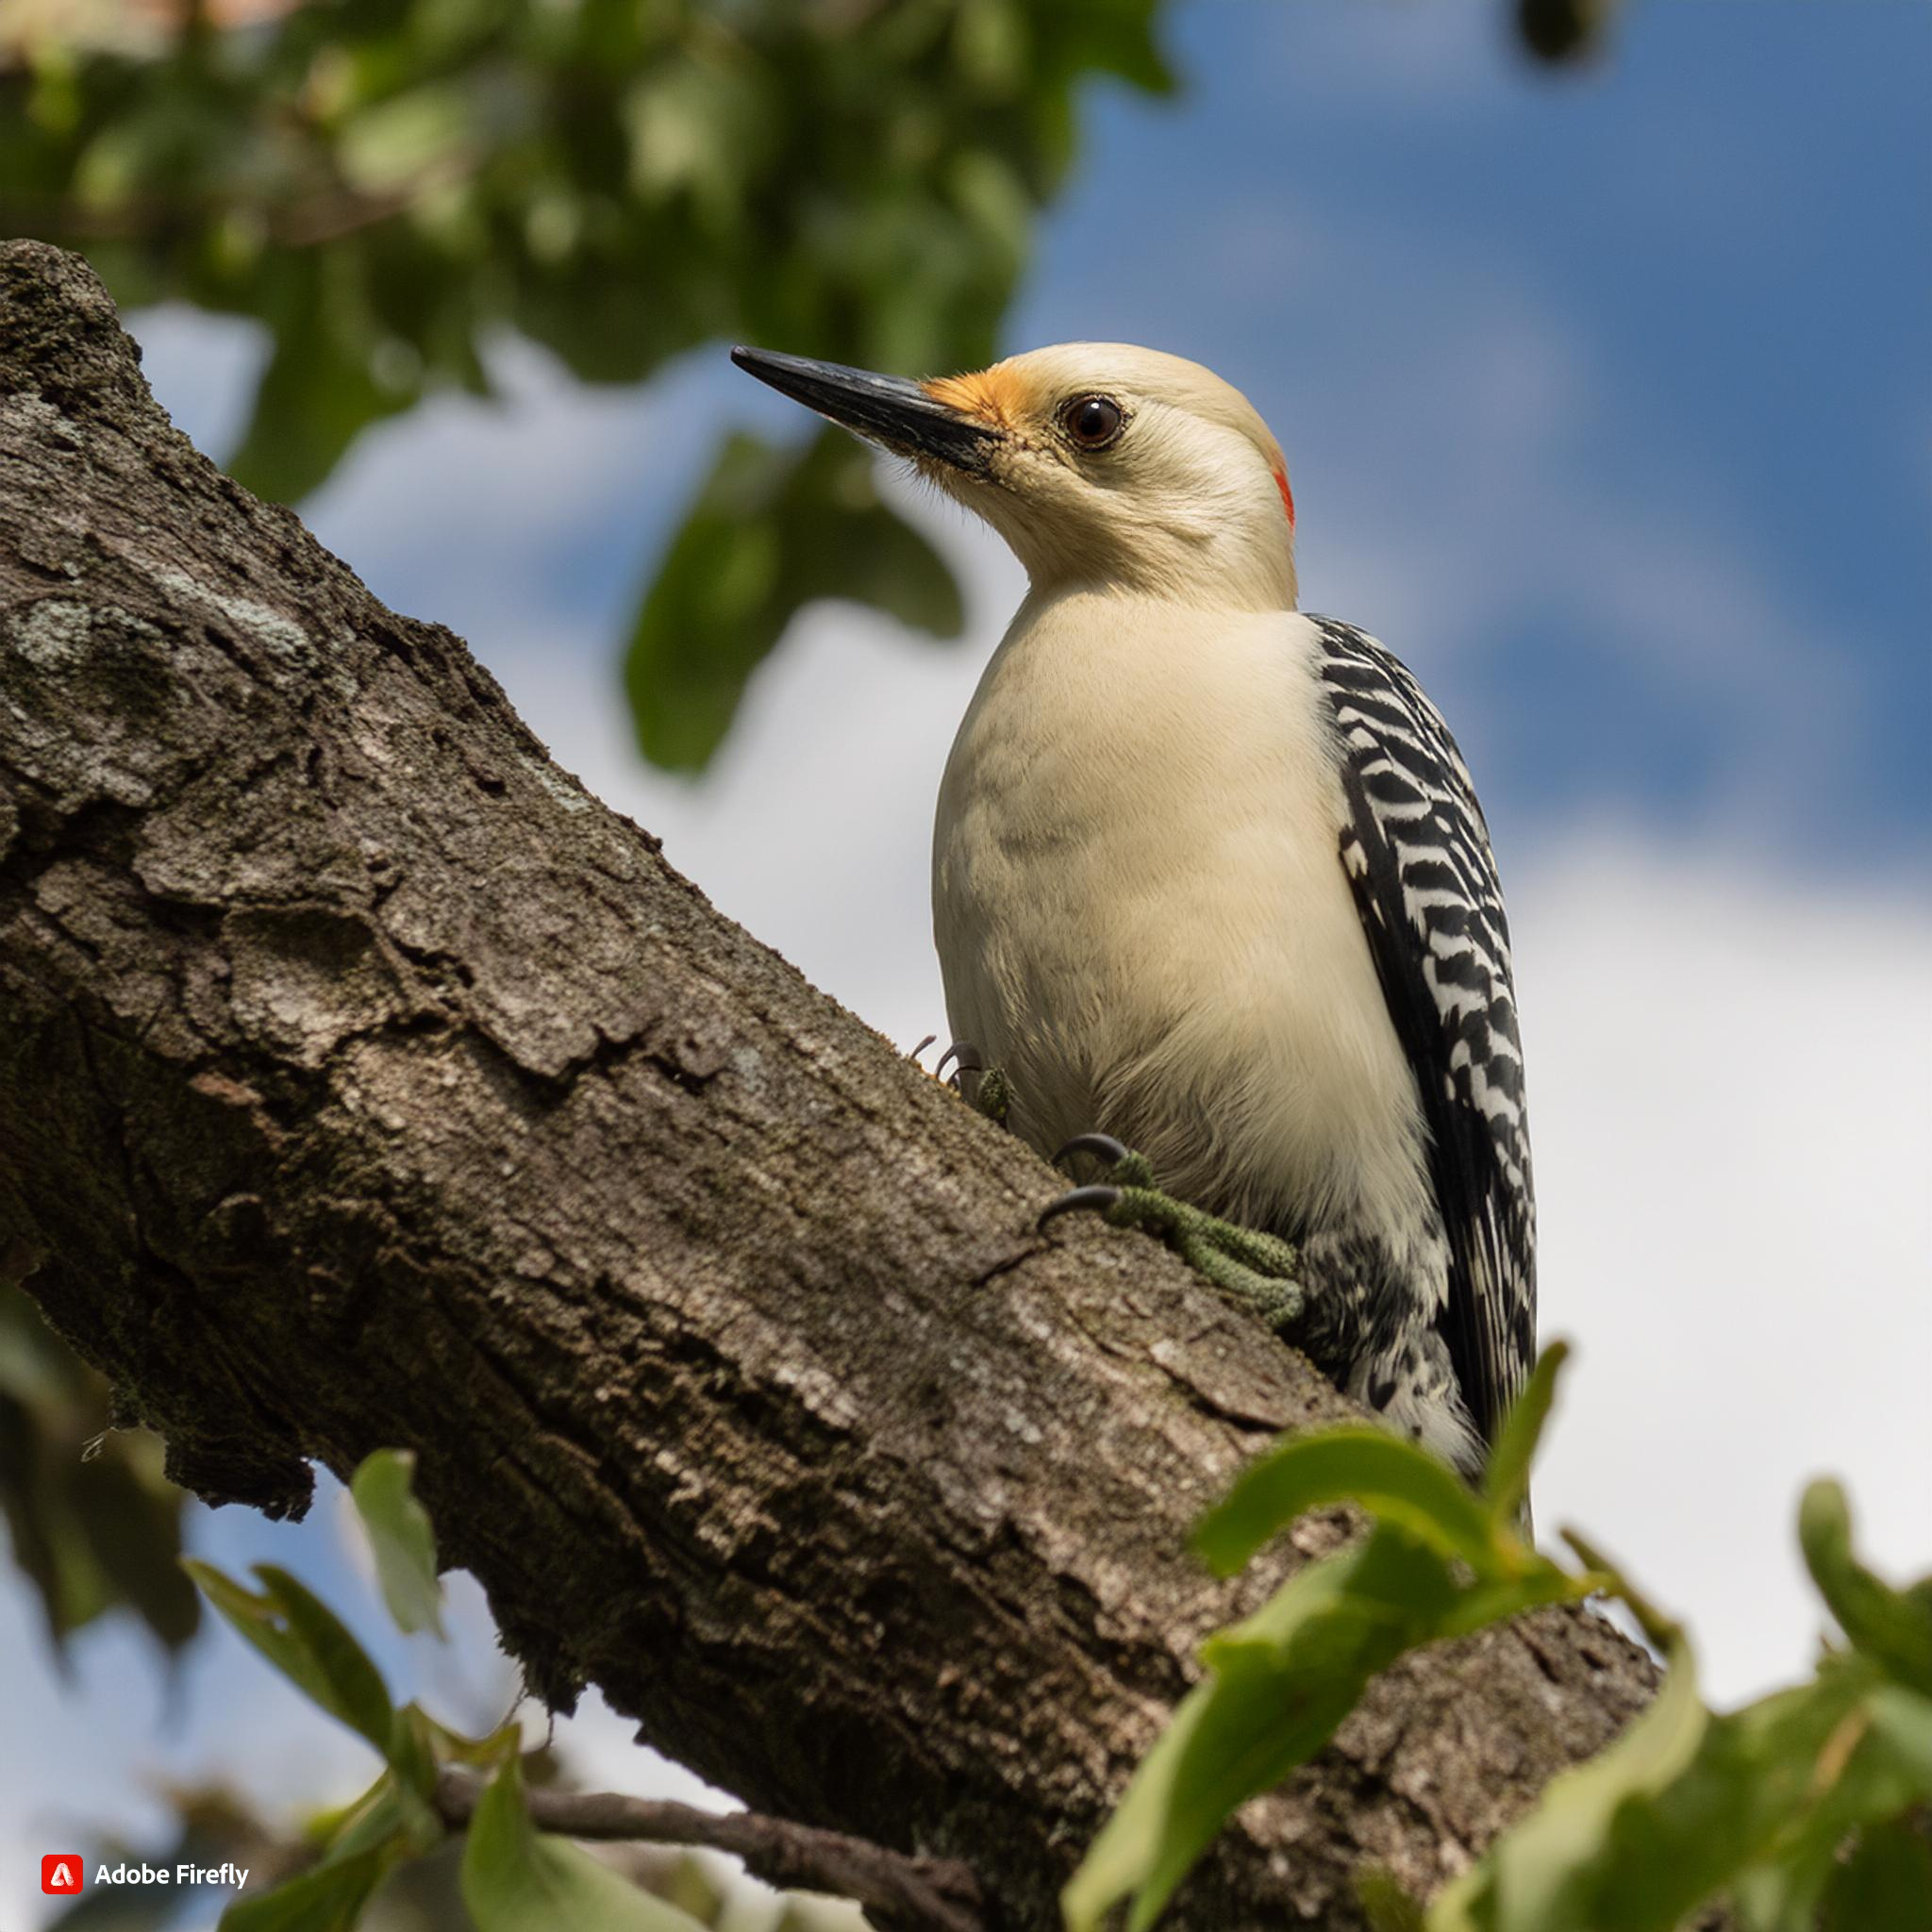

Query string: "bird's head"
[[732, 341, 1297, 612]]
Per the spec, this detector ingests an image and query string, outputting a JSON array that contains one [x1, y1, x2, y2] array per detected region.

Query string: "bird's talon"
[[1038, 1183, 1124, 1232], [939, 1043, 1011, 1125], [1052, 1133, 1157, 1191], [936, 1040, 983, 1087], [1053, 1132, 1132, 1171]]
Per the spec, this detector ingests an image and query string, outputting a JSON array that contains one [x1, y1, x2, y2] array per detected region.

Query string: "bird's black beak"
[[730, 347, 999, 475]]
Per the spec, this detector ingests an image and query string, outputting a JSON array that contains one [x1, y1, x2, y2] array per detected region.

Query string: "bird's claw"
[[935, 1040, 1011, 1126], [1048, 1132, 1158, 1199], [936, 1040, 983, 1087], [1038, 1134, 1306, 1334], [1039, 1135, 1159, 1231], [1053, 1132, 1131, 1169], [1038, 1182, 1124, 1231]]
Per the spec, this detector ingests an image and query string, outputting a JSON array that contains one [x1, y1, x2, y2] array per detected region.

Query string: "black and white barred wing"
[[1312, 618, 1536, 1450]]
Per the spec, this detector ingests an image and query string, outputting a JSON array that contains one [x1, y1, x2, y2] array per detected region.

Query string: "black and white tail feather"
[[1311, 617, 1537, 1468]]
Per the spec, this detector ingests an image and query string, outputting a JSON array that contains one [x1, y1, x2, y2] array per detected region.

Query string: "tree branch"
[[432, 1768, 983, 1931], [0, 241, 1658, 1929]]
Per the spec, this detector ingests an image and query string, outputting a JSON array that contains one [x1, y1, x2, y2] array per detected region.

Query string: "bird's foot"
[[936, 1040, 1010, 1127], [1041, 1135, 1305, 1332]]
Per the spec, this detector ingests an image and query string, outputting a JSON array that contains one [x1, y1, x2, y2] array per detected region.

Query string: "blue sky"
[[1021, 1, 1932, 862], [8, 5, 1930, 1925]]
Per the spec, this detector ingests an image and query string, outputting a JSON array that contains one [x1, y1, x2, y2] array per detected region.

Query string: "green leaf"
[[337, 82, 477, 197], [313, 1763, 442, 1869], [258, 1565, 398, 1755], [217, 1846, 392, 1932], [1607, 1674, 1865, 1932], [624, 426, 963, 773], [1194, 1425, 1501, 1578], [66, 1434, 202, 1653], [460, 1752, 711, 1932], [1820, 1819, 1932, 1932], [949, 149, 1032, 275], [1799, 1480, 1932, 1695], [1780, 1679, 1932, 1875], [387, 1702, 445, 1807], [184, 1560, 393, 1757], [1429, 1565, 1600, 1643], [225, 253, 414, 506], [1481, 1339, 1568, 1527], [952, 0, 1030, 94], [1864, 1680, 1932, 1783], [0, 1387, 109, 1648], [1065, 1527, 1457, 1932], [622, 57, 765, 220], [227, 325, 403, 508], [71, 95, 211, 209], [1357, 1867, 1428, 1932], [0, 1287, 199, 1657], [350, 1449, 444, 1638], [1532, 1643, 1925, 1932], [415, 1705, 526, 1769], [206, 1743, 442, 1928], [1428, 1641, 1710, 1932]]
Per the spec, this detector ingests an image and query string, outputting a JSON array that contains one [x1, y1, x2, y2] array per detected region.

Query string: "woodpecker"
[[733, 342, 1535, 1476]]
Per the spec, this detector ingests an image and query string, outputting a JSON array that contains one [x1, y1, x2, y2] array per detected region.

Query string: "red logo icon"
[[42, 1856, 85, 1895]]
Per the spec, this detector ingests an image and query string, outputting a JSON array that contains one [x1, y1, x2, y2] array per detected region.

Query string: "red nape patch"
[[1271, 462, 1296, 528]]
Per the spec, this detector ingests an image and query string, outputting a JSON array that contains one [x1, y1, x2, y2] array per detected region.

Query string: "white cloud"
[[1514, 838, 1932, 1706]]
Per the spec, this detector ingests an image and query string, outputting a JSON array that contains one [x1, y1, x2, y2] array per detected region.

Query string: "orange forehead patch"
[[923, 365, 1031, 431]]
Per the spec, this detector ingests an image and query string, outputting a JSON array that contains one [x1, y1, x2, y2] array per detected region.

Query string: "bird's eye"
[[1060, 394, 1124, 451]]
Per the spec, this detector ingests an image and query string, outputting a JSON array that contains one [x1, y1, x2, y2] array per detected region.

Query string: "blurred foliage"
[[0, 1275, 199, 1661], [0, 0, 1172, 773], [625, 424, 961, 768], [67, 1449, 860, 1931], [0, 0, 1613, 783], [1066, 1341, 1932, 1932], [44, 1786, 312, 1931], [1517, 0, 1624, 66], [42, 1782, 808, 1932]]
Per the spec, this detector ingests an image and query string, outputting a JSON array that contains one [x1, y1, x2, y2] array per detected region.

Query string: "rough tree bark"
[[0, 242, 1657, 1929]]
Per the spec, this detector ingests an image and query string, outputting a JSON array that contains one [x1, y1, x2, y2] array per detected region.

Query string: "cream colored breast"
[[933, 597, 1436, 1247]]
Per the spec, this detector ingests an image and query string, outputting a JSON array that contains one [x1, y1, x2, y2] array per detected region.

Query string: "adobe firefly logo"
[[42, 1855, 85, 1895]]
